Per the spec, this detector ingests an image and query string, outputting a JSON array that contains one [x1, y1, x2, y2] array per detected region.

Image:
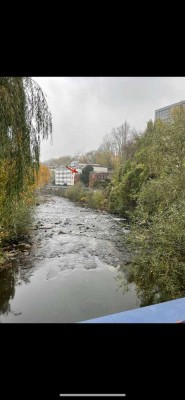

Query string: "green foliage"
[[127, 201, 185, 305], [108, 161, 147, 216], [92, 179, 110, 189], [80, 165, 93, 186], [88, 190, 107, 210], [64, 183, 107, 210], [108, 109, 185, 304], [0, 251, 5, 265], [0, 78, 52, 195], [1, 193, 35, 242], [0, 77, 52, 246], [64, 182, 86, 202]]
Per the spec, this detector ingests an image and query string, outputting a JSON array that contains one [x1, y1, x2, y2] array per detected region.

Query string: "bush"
[[107, 163, 147, 216], [0, 191, 35, 244], [127, 201, 185, 305], [64, 184, 108, 211], [64, 182, 86, 202], [88, 190, 107, 210], [92, 179, 110, 189], [108, 110, 185, 304]]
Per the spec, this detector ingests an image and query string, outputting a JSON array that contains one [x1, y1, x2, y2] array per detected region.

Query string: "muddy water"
[[0, 195, 139, 322]]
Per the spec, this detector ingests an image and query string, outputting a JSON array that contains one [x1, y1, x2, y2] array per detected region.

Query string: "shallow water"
[[0, 195, 139, 322]]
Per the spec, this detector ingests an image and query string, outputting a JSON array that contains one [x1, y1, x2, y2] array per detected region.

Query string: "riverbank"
[[0, 193, 48, 270], [42, 183, 109, 212]]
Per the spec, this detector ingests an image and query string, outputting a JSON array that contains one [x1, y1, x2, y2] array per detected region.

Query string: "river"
[[0, 194, 139, 322]]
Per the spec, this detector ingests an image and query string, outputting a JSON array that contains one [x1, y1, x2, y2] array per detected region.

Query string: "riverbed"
[[0, 195, 139, 322]]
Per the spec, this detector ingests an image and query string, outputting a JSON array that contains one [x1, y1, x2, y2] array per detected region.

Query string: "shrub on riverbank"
[[64, 183, 107, 210], [0, 191, 35, 245], [64, 182, 86, 202], [108, 108, 185, 304], [87, 190, 107, 210], [127, 201, 185, 306]]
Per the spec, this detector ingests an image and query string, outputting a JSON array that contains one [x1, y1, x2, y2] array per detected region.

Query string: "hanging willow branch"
[[24, 77, 52, 153], [0, 77, 52, 199]]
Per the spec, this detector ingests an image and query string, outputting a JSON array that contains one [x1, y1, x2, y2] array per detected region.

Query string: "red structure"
[[65, 165, 78, 174], [89, 171, 113, 188]]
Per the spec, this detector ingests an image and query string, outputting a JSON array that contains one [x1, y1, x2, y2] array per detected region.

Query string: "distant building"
[[55, 161, 110, 186], [155, 100, 185, 122], [89, 171, 113, 188], [70, 160, 79, 168], [55, 163, 81, 186], [93, 166, 108, 173], [55, 166, 74, 186]]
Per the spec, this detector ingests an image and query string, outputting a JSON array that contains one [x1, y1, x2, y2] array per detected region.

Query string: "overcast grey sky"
[[33, 77, 185, 162]]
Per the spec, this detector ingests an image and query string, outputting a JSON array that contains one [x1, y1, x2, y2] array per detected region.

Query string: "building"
[[155, 100, 185, 122], [55, 161, 110, 186], [74, 167, 109, 185], [89, 171, 113, 188], [55, 166, 75, 186], [55, 164, 81, 186], [93, 166, 108, 173]]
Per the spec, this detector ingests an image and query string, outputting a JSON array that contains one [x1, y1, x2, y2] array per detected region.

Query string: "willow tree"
[[0, 77, 52, 240]]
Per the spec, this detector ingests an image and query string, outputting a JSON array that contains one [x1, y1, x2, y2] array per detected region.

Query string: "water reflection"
[[0, 261, 36, 317], [115, 264, 159, 308], [0, 268, 16, 315]]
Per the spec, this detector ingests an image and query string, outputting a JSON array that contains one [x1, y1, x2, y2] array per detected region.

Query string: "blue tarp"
[[81, 297, 185, 323]]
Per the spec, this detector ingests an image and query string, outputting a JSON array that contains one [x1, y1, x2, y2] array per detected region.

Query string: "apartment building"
[[55, 166, 75, 186], [155, 100, 185, 122]]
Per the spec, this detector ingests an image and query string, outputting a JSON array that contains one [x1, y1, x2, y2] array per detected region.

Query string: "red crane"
[[65, 165, 78, 173]]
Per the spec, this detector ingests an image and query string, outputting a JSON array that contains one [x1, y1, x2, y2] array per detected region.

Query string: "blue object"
[[81, 297, 185, 323]]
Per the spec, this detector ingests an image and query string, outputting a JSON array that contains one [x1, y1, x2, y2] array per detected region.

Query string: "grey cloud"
[[33, 77, 185, 161]]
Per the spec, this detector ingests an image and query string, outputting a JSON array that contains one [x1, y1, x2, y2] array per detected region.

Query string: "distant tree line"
[[45, 120, 137, 170]]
